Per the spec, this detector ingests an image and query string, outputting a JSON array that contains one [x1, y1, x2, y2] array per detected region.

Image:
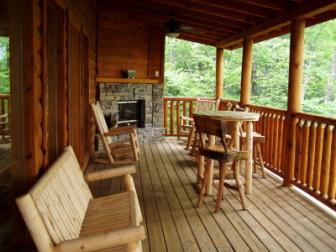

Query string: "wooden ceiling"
[[97, 0, 336, 49]]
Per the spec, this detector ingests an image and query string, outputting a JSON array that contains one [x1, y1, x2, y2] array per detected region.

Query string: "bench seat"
[[16, 146, 145, 252]]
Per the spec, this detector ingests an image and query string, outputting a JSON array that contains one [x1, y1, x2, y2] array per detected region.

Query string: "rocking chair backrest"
[[91, 102, 115, 163]]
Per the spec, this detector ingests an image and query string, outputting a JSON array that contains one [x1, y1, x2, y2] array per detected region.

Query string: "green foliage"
[[165, 19, 336, 118], [0, 37, 9, 93], [164, 38, 215, 97]]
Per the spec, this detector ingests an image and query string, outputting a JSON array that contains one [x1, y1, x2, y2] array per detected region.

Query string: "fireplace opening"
[[118, 100, 145, 128]]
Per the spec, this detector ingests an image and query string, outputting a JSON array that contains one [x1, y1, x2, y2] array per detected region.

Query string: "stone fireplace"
[[98, 83, 165, 143]]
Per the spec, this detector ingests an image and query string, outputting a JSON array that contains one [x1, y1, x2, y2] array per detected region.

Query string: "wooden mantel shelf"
[[96, 77, 162, 84]]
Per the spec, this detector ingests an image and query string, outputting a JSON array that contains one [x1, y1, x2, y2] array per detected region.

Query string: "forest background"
[[0, 19, 335, 117], [165, 19, 336, 117]]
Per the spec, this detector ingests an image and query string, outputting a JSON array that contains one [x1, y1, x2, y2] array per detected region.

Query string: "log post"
[[215, 48, 224, 99], [283, 18, 305, 186], [240, 38, 253, 106]]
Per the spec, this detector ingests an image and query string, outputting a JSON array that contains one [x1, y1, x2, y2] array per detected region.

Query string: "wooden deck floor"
[[89, 138, 336, 252]]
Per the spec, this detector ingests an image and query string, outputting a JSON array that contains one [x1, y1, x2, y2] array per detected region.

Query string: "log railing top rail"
[[0, 93, 10, 98]]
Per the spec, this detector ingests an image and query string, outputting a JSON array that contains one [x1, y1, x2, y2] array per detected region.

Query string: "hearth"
[[118, 100, 145, 128]]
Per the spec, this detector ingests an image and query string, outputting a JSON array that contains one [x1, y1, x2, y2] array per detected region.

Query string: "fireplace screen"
[[118, 100, 145, 128]]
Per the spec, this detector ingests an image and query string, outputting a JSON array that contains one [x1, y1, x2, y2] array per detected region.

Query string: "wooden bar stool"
[[194, 115, 247, 213]]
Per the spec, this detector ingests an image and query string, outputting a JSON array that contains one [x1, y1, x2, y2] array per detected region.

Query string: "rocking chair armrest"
[[54, 226, 145, 252], [105, 126, 136, 136], [85, 165, 136, 182]]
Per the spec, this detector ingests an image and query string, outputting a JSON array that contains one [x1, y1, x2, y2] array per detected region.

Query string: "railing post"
[[240, 38, 253, 106], [283, 18, 305, 186], [215, 48, 224, 99]]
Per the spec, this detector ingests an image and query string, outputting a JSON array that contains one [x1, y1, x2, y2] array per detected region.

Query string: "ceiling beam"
[[235, 0, 289, 11], [217, 0, 336, 48], [190, 0, 273, 18]]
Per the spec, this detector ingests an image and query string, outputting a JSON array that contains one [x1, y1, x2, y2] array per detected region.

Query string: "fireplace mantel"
[[96, 77, 161, 84]]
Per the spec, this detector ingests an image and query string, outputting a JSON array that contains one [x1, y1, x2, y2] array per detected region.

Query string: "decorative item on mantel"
[[122, 69, 136, 79]]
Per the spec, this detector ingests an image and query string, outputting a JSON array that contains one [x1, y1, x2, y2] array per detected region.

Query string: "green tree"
[[0, 36, 10, 93]]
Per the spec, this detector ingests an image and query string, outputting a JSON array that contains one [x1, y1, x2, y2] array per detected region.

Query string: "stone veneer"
[[99, 83, 165, 143]]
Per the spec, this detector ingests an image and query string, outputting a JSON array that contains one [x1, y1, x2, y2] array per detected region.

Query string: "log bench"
[[16, 146, 145, 252]]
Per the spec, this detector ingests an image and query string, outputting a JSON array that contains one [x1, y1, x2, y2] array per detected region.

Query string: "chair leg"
[[191, 132, 198, 155], [186, 127, 195, 150], [233, 161, 247, 210], [215, 161, 226, 213], [197, 158, 211, 208], [256, 143, 266, 178], [253, 145, 257, 173]]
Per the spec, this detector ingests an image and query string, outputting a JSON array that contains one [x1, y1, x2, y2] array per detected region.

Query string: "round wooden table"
[[193, 111, 260, 194]]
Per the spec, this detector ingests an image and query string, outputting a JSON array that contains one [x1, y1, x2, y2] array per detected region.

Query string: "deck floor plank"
[[163, 140, 258, 251], [258, 175, 336, 238], [155, 141, 232, 252], [150, 143, 201, 252], [253, 178, 336, 251], [167, 139, 286, 252], [88, 138, 336, 252], [143, 144, 184, 252], [139, 145, 168, 252]]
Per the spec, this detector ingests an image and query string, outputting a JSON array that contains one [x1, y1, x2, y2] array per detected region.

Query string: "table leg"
[[205, 135, 215, 195], [246, 121, 253, 194]]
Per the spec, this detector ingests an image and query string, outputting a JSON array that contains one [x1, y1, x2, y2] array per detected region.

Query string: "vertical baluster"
[[176, 101, 180, 138], [189, 100, 193, 118], [307, 122, 317, 191], [269, 114, 275, 168], [314, 123, 326, 195], [265, 113, 271, 166], [183, 101, 187, 126], [276, 115, 285, 172], [170, 100, 174, 135], [321, 125, 334, 199], [280, 117, 289, 176], [300, 121, 311, 187], [163, 99, 168, 135], [295, 119, 304, 183], [328, 129, 336, 205], [273, 115, 280, 172]]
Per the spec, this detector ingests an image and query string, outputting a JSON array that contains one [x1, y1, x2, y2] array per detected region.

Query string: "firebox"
[[118, 100, 145, 128]]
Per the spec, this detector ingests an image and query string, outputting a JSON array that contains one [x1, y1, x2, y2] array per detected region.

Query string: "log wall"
[[97, 7, 165, 83], [10, 0, 97, 194]]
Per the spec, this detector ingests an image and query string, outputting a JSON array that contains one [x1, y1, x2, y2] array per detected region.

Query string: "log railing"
[[0, 93, 10, 116], [290, 112, 336, 209], [246, 105, 288, 177], [163, 97, 237, 136], [163, 97, 336, 210], [164, 97, 196, 136]]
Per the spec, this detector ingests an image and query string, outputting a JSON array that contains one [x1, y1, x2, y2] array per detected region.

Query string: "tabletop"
[[193, 110, 260, 121]]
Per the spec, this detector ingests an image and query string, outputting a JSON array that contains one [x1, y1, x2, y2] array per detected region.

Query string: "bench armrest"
[[54, 226, 145, 252], [104, 126, 136, 136], [85, 165, 136, 182]]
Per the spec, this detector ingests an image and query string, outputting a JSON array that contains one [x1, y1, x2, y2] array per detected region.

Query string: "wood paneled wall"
[[10, 0, 97, 197], [97, 7, 165, 82]]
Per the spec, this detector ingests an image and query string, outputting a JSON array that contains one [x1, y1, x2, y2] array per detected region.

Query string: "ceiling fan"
[[165, 12, 194, 38]]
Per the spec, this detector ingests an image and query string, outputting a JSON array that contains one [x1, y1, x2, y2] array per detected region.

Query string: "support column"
[[283, 18, 305, 186], [215, 48, 224, 99], [240, 38, 253, 106]]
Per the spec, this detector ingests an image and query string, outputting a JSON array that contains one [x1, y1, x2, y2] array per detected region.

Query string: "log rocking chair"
[[91, 102, 140, 165]]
